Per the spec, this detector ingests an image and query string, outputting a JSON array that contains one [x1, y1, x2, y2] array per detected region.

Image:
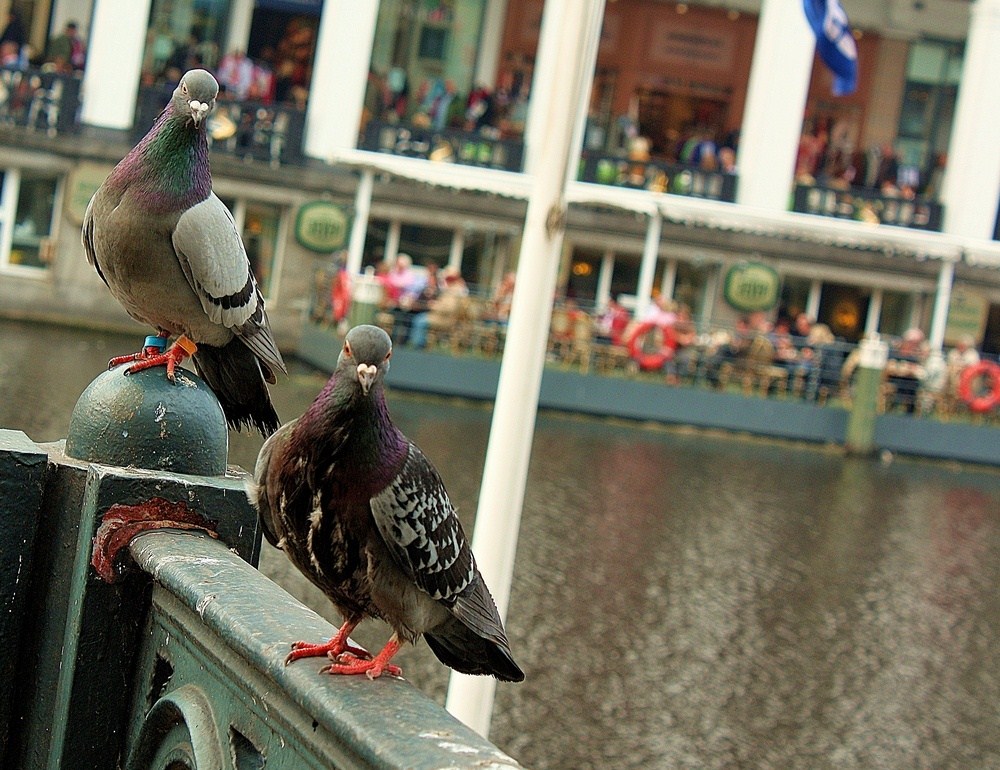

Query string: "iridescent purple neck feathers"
[[107, 103, 212, 214]]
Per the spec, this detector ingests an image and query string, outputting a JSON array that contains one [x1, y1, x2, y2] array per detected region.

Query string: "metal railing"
[[0, 67, 82, 136], [133, 84, 306, 167], [577, 151, 738, 202], [792, 183, 944, 231], [359, 119, 525, 171]]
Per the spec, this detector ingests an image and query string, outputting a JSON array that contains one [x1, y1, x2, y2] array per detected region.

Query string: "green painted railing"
[[0, 363, 525, 769]]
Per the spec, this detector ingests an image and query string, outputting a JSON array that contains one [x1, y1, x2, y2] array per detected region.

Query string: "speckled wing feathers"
[[370, 443, 475, 602]]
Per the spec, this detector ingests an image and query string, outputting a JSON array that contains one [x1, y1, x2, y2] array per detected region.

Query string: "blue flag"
[[803, 0, 858, 96]]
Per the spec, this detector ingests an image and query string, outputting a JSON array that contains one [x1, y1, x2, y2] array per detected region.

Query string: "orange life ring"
[[957, 360, 1000, 413], [627, 321, 677, 371]]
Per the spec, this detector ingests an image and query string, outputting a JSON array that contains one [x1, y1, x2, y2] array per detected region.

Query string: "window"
[[896, 40, 962, 172], [218, 196, 284, 299], [0, 169, 60, 272]]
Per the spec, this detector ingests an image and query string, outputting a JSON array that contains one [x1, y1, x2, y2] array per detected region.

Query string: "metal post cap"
[[66, 364, 228, 476]]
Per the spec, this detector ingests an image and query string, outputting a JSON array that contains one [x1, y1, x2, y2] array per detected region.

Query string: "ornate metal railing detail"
[[792, 183, 944, 231], [359, 120, 525, 172], [577, 151, 738, 202], [0, 68, 82, 136]]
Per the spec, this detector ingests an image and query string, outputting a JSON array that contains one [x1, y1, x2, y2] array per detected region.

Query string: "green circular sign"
[[723, 262, 780, 312], [295, 201, 349, 253]]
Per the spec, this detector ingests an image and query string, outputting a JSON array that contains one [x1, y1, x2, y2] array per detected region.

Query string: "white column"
[[596, 249, 614, 308], [304, 0, 378, 159], [698, 264, 720, 329], [941, 0, 1000, 239], [448, 229, 465, 271], [385, 219, 402, 262], [735, 0, 815, 210], [345, 168, 374, 276], [224, 0, 255, 56], [929, 260, 956, 351], [864, 288, 883, 336], [806, 278, 822, 320], [474, 0, 510, 87], [634, 212, 662, 317], [80, 0, 152, 129], [521, 0, 601, 175], [659, 257, 677, 300], [446, 0, 605, 737]]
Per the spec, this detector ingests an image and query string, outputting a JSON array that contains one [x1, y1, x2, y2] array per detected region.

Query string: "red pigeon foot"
[[320, 636, 404, 679], [108, 332, 170, 369], [122, 335, 199, 382], [285, 618, 371, 665]]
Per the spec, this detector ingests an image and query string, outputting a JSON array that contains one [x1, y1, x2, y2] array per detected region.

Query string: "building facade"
[[1, 0, 999, 353]]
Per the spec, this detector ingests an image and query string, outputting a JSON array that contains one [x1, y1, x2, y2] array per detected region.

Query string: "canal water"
[[1, 319, 998, 769]]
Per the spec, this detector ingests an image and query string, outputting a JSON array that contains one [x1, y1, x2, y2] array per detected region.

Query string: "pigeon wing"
[[81, 192, 109, 288], [172, 193, 285, 375], [370, 444, 512, 646], [370, 444, 477, 604], [250, 418, 298, 548]]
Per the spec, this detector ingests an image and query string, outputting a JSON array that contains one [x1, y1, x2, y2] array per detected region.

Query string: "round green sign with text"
[[295, 201, 349, 253], [723, 262, 780, 312]]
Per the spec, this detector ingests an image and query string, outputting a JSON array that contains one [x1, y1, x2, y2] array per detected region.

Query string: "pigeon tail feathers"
[[424, 620, 524, 682], [193, 339, 280, 436]]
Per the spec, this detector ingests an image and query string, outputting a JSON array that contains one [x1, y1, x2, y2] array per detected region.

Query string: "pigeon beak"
[[357, 363, 377, 395], [189, 99, 212, 127]]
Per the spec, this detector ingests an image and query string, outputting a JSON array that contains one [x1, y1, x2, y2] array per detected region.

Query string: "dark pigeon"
[[251, 324, 524, 681], [82, 68, 285, 436]]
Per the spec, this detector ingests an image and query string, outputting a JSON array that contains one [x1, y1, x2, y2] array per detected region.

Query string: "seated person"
[[408, 268, 468, 349]]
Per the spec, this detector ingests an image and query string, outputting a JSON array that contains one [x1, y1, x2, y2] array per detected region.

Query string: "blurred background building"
[[1, 0, 999, 355]]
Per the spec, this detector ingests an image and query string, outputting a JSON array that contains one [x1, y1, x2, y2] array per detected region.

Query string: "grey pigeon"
[[251, 324, 524, 681], [82, 68, 285, 435]]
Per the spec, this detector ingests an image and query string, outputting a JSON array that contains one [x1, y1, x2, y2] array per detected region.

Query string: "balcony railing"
[[792, 183, 944, 231], [577, 152, 738, 202], [133, 85, 305, 167], [359, 119, 525, 171], [0, 67, 82, 136]]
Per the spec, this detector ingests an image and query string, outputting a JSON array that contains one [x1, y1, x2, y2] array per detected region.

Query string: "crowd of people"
[[310, 258, 992, 418], [794, 116, 944, 202], [367, 254, 515, 350], [362, 53, 533, 140], [1, 13, 86, 73], [136, 18, 316, 108]]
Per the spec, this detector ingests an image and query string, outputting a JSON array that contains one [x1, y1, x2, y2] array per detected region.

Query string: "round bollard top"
[[66, 364, 228, 476]]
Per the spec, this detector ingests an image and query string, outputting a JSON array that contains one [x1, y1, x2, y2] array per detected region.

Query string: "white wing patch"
[[172, 193, 259, 329]]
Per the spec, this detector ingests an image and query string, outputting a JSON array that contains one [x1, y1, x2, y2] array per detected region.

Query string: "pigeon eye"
[[344, 342, 352, 357], [385, 351, 392, 362]]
